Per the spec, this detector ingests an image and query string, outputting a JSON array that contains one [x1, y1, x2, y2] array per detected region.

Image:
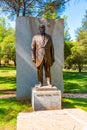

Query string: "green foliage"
[[0, 23, 6, 42], [69, 44, 85, 72], [82, 10, 87, 30], [63, 15, 71, 41], [76, 10, 87, 38], [64, 41, 73, 60], [66, 11, 87, 72], [43, 11, 58, 19], [75, 10, 87, 37], [0, 0, 70, 18], [74, 27, 87, 71], [63, 15, 73, 69], [77, 30, 87, 42], [0, 18, 16, 66], [63, 15, 73, 66], [66, 41, 87, 72]]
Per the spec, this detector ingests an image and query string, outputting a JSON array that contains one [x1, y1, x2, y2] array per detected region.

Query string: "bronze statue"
[[31, 24, 55, 87]]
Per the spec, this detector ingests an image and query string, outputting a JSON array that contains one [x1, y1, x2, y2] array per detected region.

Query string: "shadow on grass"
[[0, 66, 16, 91], [63, 71, 87, 81], [0, 77, 16, 84], [0, 66, 16, 70], [64, 82, 87, 93], [0, 97, 32, 123], [62, 98, 87, 111], [63, 71, 87, 93]]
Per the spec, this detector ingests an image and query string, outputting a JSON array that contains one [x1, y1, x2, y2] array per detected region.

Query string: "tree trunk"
[[14, 60, 16, 67], [0, 59, 1, 67], [78, 64, 82, 72], [23, 1, 26, 16]]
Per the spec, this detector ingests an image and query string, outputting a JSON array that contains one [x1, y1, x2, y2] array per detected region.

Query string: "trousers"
[[37, 58, 51, 84]]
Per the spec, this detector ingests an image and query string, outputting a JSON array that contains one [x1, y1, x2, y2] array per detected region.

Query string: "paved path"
[[63, 93, 87, 98], [17, 108, 87, 130], [0, 90, 16, 98], [0, 90, 87, 98]]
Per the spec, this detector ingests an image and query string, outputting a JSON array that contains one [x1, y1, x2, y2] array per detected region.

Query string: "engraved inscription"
[[36, 94, 44, 96], [53, 94, 59, 96], [36, 93, 59, 96], [45, 94, 52, 96]]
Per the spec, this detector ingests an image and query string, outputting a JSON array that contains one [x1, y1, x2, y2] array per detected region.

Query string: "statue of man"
[[31, 24, 55, 87]]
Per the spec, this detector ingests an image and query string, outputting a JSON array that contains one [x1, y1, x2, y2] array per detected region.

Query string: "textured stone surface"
[[34, 86, 57, 91], [63, 93, 87, 98], [32, 86, 61, 111], [17, 109, 87, 130], [16, 17, 64, 100]]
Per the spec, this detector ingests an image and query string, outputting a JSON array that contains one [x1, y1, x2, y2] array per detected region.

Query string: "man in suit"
[[31, 24, 55, 87]]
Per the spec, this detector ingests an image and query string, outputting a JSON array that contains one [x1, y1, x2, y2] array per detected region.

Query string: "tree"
[[75, 10, 87, 37], [64, 41, 73, 60], [82, 10, 87, 30], [0, 0, 70, 18], [69, 10, 87, 72], [63, 15, 71, 41], [2, 30, 15, 61], [76, 10, 87, 65], [71, 45, 84, 72], [63, 15, 73, 65], [66, 30, 87, 72], [0, 17, 7, 66], [77, 30, 87, 64], [0, 18, 15, 66]]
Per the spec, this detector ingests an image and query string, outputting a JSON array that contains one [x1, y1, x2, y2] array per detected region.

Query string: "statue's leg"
[[37, 61, 43, 86], [44, 64, 51, 85]]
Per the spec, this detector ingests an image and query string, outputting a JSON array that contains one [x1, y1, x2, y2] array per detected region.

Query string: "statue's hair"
[[39, 24, 45, 28]]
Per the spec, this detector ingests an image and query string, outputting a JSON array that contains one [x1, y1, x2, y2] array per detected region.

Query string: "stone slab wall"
[[16, 17, 64, 100]]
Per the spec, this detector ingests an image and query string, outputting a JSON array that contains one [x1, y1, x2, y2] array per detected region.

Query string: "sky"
[[0, 0, 87, 41], [63, 0, 87, 41]]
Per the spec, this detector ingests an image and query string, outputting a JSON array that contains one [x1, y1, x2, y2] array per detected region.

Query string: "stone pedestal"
[[17, 109, 87, 130], [32, 86, 61, 111]]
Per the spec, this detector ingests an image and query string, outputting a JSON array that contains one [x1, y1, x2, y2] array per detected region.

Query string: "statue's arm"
[[31, 36, 36, 62], [50, 36, 55, 63]]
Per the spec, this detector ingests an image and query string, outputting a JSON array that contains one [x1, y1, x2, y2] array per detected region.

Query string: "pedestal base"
[[32, 86, 61, 111]]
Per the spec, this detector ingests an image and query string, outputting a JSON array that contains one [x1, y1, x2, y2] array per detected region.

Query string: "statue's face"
[[39, 27, 45, 35]]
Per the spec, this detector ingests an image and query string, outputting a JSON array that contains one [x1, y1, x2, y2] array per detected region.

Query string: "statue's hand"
[[32, 59, 36, 63], [53, 58, 55, 63]]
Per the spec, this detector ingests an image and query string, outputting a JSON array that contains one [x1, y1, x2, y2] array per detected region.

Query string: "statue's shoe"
[[35, 84, 42, 88], [47, 84, 52, 87]]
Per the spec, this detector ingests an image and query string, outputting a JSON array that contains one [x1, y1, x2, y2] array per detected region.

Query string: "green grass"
[[63, 70, 87, 93], [0, 97, 33, 130], [0, 67, 32, 130], [0, 66, 16, 90], [62, 98, 87, 112], [0, 67, 87, 129], [0, 67, 87, 93]]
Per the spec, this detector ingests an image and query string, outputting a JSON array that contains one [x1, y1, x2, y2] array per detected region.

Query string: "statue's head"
[[39, 24, 45, 35]]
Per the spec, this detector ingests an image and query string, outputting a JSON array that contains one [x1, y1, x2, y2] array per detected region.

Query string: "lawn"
[[0, 97, 32, 130], [62, 98, 87, 112], [0, 67, 87, 93], [0, 66, 16, 90], [63, 70, 87, 93], [0, 67, 87, 130]]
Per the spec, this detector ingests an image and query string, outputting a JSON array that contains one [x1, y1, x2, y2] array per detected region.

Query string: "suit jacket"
[[31, 33, 55, 67]]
